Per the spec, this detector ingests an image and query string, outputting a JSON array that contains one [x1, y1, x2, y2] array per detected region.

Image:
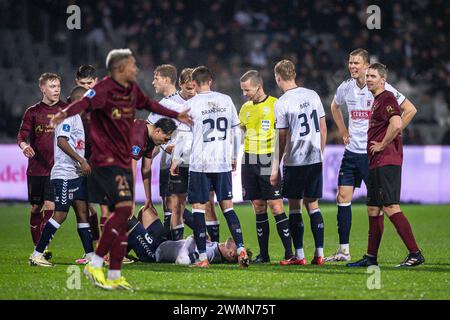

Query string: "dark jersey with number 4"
[[368, 90, 403, 169], [130, 119, 156, 160], [63, 76, 179, 169], [17, 100, 68, 176]]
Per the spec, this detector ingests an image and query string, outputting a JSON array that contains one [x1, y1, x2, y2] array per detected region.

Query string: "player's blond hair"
[[274, 60, 296, 81], [349, 48, 370, 64], [38, 73, 61, 87], [179, 68, 194, 85], [106, 48, 133, 71]]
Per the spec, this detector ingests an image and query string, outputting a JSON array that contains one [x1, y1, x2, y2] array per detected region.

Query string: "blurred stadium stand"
[[0, 0, 448, 144]]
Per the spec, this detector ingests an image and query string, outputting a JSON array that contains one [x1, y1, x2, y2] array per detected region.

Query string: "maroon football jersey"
[[130, 119, 156, 160], [63, 76, 178, 169], [17, 100, 68, 176], [368, 90, 403, 169]]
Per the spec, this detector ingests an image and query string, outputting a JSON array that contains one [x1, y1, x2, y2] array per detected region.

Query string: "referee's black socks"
[[256, 213, 270, 259], [275, 213, 293, 259]]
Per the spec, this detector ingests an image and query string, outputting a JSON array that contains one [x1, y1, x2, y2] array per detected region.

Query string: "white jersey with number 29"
[[187, 91, 240, 173]]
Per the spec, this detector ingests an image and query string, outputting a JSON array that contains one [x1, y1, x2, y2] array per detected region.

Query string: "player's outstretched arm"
[[52, 98, 91, 128], [330, 99, 350, 145], [399, 98, 417, 130]]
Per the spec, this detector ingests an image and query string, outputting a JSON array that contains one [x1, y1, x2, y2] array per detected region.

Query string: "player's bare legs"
[[140, 206, 159, 229]]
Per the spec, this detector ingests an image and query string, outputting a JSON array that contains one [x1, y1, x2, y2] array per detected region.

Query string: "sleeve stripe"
[[275, 126, 289, 129]]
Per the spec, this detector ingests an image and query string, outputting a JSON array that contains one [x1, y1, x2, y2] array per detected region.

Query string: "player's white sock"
[[85, 252, 94, 260], [199, 252, 208, 261], [108, 270, 121, 280], [90, 254, 104, 268], [339, 244, 350, 254], [315, 248, 324, 257], [295, 249, 305, 259], [32, 250, 43, 258]]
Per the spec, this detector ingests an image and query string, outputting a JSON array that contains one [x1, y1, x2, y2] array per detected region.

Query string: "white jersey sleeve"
[[385, 82, 406, 106], [274, 99, 288, 129], [51, 115, 85, 180], [334, 79, 352, 106]]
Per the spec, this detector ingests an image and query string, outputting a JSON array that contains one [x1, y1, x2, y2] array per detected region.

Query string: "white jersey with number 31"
[[275, 87, 325, 166], [187, 91, 240, 173]]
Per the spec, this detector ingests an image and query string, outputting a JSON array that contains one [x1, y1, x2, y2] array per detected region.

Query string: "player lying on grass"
[[126, 207, 243, 265]]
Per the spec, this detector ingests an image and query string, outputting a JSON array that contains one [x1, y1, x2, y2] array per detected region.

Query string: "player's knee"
[[44, 200, 55, 211], [367, 206, 381, 216], [252, 200, 266, 214], [268, 199, 283, 215], [336, 191, 352, 204], [382, 204, 401, 216], [304, 198, 318, 211]]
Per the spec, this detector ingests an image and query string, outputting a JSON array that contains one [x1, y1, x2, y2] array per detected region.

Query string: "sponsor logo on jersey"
[[84, 89, 96, 99], [386, 105, 395, 114], [111, 108, 122, 119], [75, 139, 85, 150], [62, 124, 71, 132], [351, 110, 372, 120], [35, 125, 44, 133], [132, 145, 141, 156], [367, 99, 373, 107]]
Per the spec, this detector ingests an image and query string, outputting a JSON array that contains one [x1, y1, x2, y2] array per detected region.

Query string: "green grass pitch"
[[0, 203, 449, 300]]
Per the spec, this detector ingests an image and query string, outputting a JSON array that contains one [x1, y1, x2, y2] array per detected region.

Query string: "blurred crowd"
[[1, 0, 449, 144]]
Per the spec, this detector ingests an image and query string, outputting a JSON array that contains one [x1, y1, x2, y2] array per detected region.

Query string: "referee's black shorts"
[[366, 165, 401, 207], [241, 152, 282, 201]]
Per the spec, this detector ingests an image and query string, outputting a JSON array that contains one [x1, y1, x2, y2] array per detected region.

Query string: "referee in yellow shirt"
[[239, 70, 293, 264]]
